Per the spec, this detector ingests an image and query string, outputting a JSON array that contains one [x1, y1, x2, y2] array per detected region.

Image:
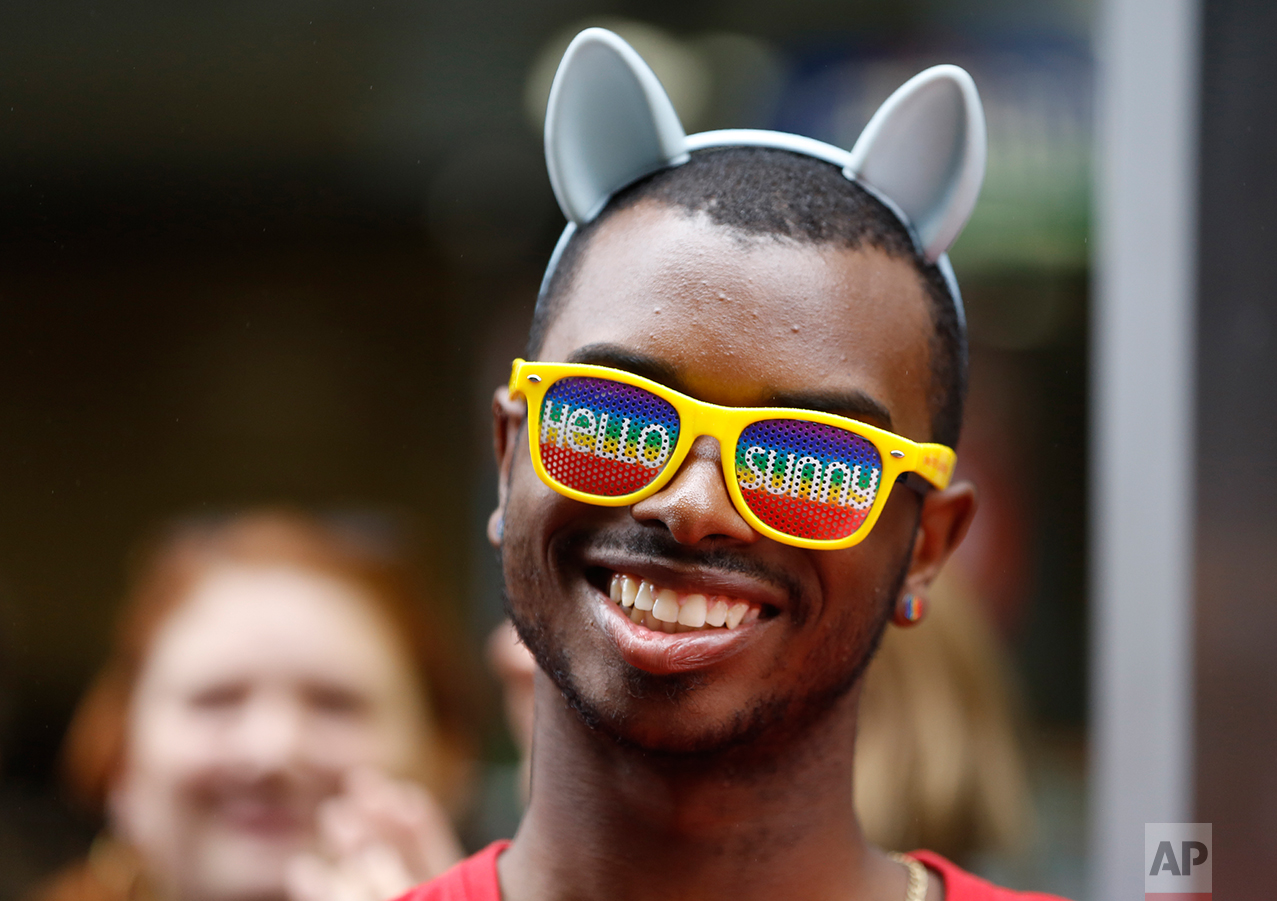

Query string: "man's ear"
[[488, 386, 526, 548], [901, 479, 977, 594]]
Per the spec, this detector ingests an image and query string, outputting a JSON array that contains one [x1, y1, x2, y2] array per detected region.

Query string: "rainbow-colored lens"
[[538, 377, 681, 497], [734, 420, 883, 541]]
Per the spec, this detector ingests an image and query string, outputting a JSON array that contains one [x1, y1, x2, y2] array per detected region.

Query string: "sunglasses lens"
[[537, 377, 681, 497], [734, 420, 884, 541]]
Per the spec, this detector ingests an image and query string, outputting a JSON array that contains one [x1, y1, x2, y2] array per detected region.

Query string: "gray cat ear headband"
[[538, 27, 987, 330]]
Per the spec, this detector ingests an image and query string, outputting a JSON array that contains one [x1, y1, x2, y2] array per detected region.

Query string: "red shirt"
[[397, 841, 1071, 901]]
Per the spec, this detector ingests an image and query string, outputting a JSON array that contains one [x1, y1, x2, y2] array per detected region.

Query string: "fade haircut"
[[527, 147, 967, 448]]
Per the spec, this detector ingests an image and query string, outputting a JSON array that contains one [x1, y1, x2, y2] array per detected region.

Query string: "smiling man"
[[401, 28, 1069, 901]]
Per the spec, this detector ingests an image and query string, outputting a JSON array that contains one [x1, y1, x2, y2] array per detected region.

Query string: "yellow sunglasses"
[[508, 359, 955, 550]]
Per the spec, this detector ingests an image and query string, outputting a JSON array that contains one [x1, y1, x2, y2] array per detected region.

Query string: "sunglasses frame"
[[508, 358, 956, 550]]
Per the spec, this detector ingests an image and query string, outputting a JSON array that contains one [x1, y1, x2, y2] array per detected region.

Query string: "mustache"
[[573, 526, 806, 606]]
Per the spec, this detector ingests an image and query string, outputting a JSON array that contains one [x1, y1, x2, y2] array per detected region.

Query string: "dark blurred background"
[[0, 1, 1094, 896]]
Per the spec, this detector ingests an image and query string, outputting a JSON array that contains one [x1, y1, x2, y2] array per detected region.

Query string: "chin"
[[565, 667, 804, 758], [193, 833, 307, 901]]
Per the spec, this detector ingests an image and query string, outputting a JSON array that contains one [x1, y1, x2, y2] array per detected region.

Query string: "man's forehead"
[[537, 202, 936, 439], [550, 203, 922, 337]]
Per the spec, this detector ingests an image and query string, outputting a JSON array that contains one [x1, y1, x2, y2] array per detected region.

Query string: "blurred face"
[[110, 564, 434, 901], [499, 201, 942, 753]]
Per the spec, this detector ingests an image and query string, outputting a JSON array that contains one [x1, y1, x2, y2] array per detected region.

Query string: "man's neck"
[[498, 673, 910, 901]]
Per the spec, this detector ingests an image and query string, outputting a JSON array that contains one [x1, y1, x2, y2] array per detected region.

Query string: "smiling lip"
[[592, 578, 771, 675], [577, 550, 789, 674]]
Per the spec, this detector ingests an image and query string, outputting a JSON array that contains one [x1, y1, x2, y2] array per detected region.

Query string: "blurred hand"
[[286, 767, 464, 901]]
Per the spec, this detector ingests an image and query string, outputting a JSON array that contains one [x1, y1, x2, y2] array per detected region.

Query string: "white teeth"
[[678, 594, 708, 627], [652, 588, 680, 623], [610, 574, 762, 633], [620, 575, 639, 608]]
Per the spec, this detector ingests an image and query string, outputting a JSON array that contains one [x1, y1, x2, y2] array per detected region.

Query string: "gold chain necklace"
[[886, 852, 928, 901]]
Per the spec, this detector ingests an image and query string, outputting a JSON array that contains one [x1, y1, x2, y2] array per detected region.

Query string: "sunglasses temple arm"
[[895, 471, 937, 497]]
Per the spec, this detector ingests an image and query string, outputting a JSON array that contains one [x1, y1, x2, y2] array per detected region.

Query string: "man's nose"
[[630, 436, 761, 545]]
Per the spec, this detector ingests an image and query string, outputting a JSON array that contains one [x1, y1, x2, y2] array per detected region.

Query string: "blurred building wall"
[[1195, 1, 1277, 897], [1089, 0, 1198, 897]]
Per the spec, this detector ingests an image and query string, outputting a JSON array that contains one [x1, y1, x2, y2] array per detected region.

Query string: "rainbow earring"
[[893, 593, 927, 627]]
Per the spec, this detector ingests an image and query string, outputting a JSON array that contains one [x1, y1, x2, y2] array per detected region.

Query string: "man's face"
[[497, 200, 947, 754]]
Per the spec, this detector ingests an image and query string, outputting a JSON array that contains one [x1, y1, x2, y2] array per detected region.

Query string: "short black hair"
[[527, 147, 967, 447]]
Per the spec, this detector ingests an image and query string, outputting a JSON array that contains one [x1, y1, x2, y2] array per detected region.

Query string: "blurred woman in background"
[[37, 510, 479, 901]]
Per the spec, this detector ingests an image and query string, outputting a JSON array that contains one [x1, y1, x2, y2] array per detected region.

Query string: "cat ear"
[[544, 28, 689, 224], [845, 65, 986, 262]]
